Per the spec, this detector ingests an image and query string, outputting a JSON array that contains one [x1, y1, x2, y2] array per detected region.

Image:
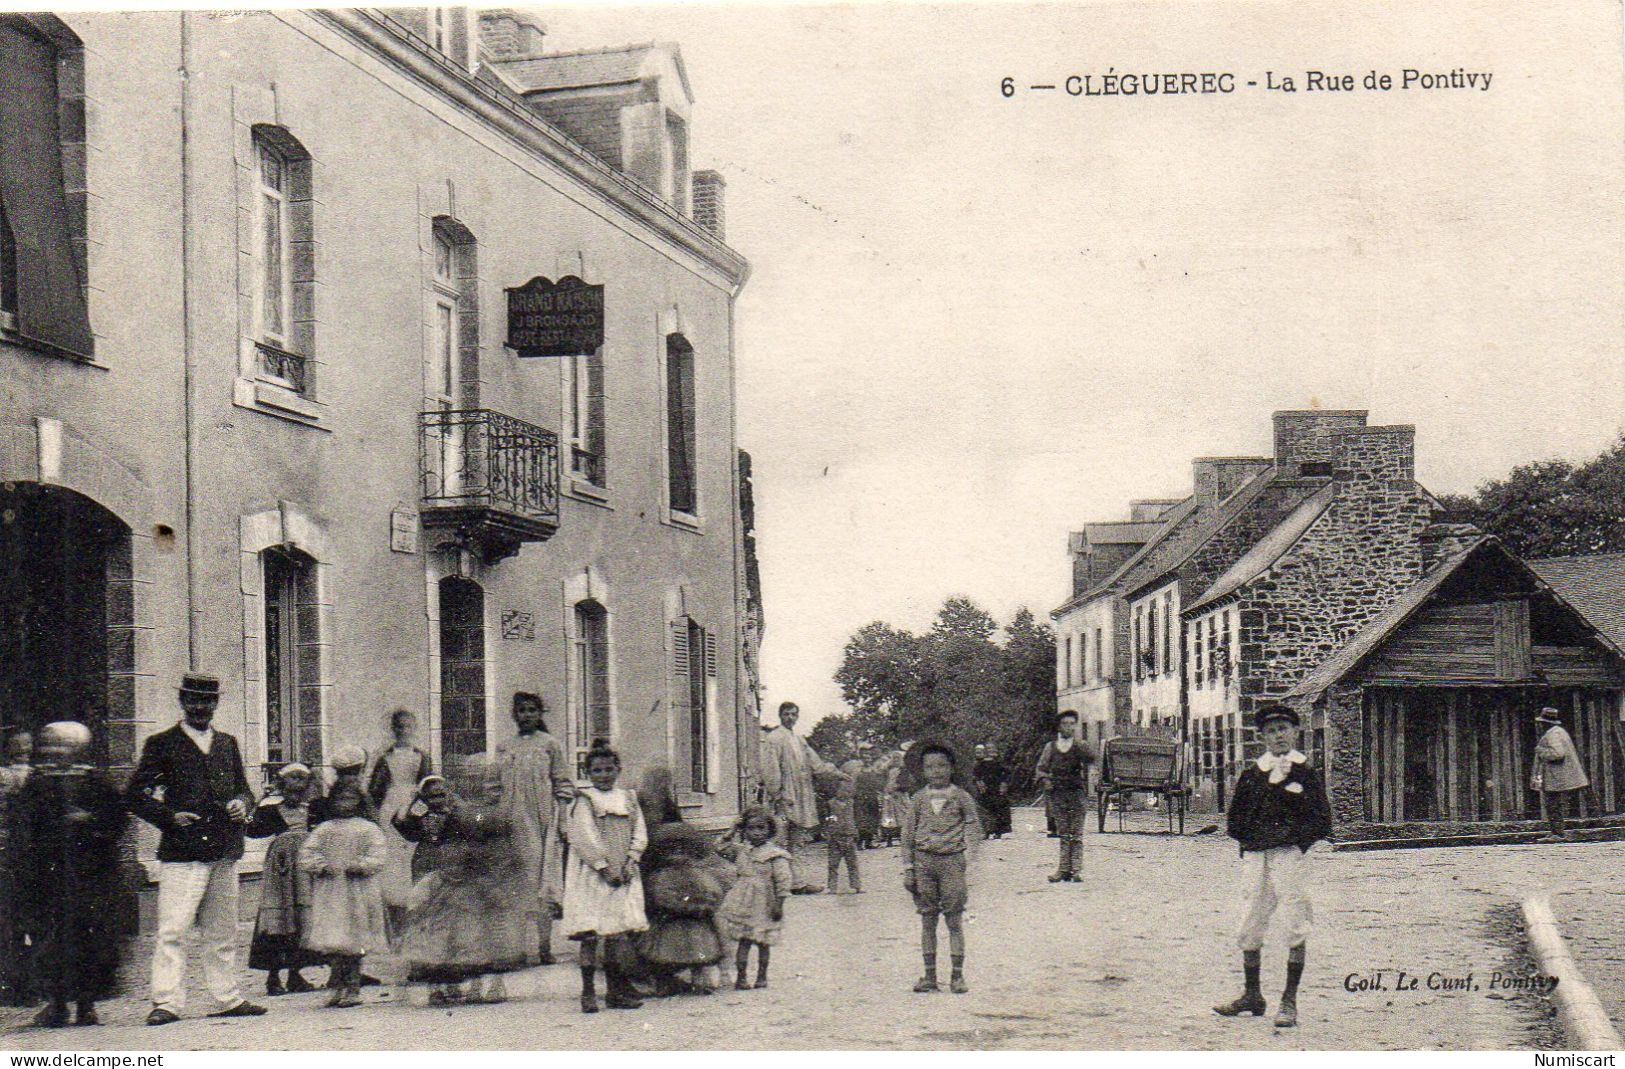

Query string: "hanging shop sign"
[[506, 275, 604, 357]]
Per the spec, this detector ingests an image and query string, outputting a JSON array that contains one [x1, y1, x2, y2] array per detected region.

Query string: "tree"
[[832, 597, 1055, 790], [1439, 436, 1625, 558]]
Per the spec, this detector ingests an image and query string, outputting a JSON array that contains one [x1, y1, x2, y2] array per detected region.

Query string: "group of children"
[[241, 733, 818, 1012]]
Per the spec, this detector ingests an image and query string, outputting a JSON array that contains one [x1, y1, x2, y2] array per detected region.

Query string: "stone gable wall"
[[1233, 427, 1432, 729]]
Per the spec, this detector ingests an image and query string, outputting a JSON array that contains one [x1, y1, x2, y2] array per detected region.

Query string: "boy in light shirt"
[[901, 741, 980, 994]]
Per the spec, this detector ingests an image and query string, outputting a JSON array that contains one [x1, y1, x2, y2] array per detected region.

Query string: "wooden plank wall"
[[1363, 686, 1624, 823]]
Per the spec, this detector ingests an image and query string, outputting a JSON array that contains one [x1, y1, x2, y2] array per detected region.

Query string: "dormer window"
[[666, 112, 689, 213]]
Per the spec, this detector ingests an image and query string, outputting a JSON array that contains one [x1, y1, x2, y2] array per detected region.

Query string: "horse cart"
[[1096, 735, 1187, 835]]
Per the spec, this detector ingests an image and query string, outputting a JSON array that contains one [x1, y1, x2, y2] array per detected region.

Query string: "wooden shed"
[[1288, 538, 1625, 839]]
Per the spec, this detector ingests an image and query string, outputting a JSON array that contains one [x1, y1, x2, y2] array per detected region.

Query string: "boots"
[[1214, 949, 1266, 1017], [579, 966, 599, 1013], [1275, 945, 1305, 1028], [604, 964, 643, 1010], [266, 971, 285, 997], [287, 970, 315, 994]]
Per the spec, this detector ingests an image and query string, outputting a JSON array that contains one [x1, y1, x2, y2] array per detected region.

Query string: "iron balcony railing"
[[419, 408, 561, 537]]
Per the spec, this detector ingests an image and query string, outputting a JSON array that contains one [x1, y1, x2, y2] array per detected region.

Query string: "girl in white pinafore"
[[561, 742, 648, 1012]]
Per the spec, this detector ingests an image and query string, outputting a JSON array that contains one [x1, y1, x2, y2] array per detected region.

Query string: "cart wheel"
[[1097, 790, 1107, 833]]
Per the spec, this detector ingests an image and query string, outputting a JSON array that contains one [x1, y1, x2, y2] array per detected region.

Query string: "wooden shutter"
[[1493, 598, 1531, 679], [585, 349, 606, 480], [0, 19, 92, 357], [670, 619, 691, 784]]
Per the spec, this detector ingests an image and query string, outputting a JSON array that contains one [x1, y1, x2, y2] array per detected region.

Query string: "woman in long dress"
[[973, 744, 1013, 839], [366, 709, 432, 941], [0, 730, 33, 1007]]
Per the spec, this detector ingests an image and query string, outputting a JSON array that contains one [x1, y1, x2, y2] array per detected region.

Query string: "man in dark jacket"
[[126, 673, 267, 1026], [1213, 704, 1331, 1030]]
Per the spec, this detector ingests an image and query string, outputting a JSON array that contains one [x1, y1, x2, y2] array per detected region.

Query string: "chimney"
[[1330, 424, 1416, 489], [1129, 499, 1180, 522], [692, 170, 725, 239], [1068, 531, 1090, 597], [1191, 457, 1272, 503], [478, 9, 546, 59], [1419, 522, 1481, 570], [1273, 410, 1368, 474]]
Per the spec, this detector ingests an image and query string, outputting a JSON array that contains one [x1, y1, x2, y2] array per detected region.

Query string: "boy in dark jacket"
[[1214, 704, 1331, 1029]]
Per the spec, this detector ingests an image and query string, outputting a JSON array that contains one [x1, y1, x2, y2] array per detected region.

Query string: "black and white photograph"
[[0, 0, 1623, 1054]]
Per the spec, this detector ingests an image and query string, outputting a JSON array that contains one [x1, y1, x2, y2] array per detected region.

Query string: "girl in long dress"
[[634, 767, 729, 996], [562, 741, 648, 1013], [396, 759, 529, 1005], [716, 806, 792, 990], [246, 762, 322, 995], [366, 709, 432, 941], [298, 783, 388, 1008], [496, 692, 572, 964]]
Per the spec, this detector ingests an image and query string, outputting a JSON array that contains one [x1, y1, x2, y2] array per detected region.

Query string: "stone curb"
[[1521, 895, 1624, 1051]]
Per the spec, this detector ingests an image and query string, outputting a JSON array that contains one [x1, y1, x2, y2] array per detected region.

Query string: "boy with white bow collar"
[[1214, 704, 1331, 1029]]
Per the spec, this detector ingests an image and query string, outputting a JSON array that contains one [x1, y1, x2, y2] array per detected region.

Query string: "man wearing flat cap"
[[126, 672, 266, 1026], [1532, 707, 1589, 843], [1214, 703, 1331, 1030]]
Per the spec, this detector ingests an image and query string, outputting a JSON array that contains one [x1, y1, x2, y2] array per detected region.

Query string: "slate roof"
[[1081, 521, 1167, 545], [1184, 483, 1337, 615], [1530, 552, 1625, 651], [1051, 495, 1201, 617], [493, 43, 694, 101], [1119, 468, 1325, 602]]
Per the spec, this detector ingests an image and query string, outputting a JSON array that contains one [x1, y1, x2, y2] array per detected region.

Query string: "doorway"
[[0, 482, 132, 766]]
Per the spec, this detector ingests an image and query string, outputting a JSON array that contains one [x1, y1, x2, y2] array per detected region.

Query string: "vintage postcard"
[[0, 0, 1622, 1055]]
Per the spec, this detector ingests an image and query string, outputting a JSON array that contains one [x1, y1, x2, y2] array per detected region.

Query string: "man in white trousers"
[[126, 672, 268, 1026]]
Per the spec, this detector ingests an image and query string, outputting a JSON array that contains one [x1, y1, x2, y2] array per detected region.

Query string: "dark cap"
[[1256, 704, 1300, 729], [179, 672, 221, 698]]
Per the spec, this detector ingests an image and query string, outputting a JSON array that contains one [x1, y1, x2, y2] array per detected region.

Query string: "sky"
[[541, 1, 1625, 725]]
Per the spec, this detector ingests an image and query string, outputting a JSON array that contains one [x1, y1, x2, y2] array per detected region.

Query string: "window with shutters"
[[563, 349, 606, 488], [1062, 635, 1071, 689], [0, 16, 91, 358], [671, 616, 716, 794], [664, 334, 698, 518], [571, 599, 611, 777], [1094, 628, 1103, 682], [262, 547, 322, 768], [249, 126, 315, 397]]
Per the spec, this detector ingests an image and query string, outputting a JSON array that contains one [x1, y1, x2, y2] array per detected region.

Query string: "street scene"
[[2, 0, 1624, 1056], [0, 816, 1601, 1050]]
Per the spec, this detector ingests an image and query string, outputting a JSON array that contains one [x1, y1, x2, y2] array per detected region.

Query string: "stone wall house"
[[0, 6, 756, 882]]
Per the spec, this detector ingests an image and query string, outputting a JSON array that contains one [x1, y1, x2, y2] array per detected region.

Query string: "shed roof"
[[1184, 483, 1337, 615], [1288, 538, 1625, 702], [1529, 552, 1625, 651]]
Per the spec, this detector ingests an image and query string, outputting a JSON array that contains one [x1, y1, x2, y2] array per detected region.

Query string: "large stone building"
[[1053, 411, 1625, 838], [0, 7, 759, 866]]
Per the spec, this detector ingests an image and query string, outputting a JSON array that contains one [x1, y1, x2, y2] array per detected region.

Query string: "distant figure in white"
[[759, 702, 844, 893]]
